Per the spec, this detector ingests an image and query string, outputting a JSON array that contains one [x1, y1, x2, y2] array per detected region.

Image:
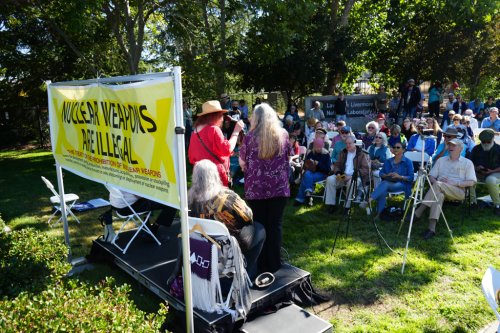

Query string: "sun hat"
[[442, 127, 459, 136], [447, 138, 463, 146], [198, 100, 227, 117]]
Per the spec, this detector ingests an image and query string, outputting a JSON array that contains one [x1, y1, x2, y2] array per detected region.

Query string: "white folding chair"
[[188, 217, 251, 316], [404, 150, 432, 177], [41, 176, 80, 227], [481, 266, 500, 332], [105, 184, 161, 254]]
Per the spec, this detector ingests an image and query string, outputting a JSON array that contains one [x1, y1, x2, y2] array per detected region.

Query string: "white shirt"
[[109, 190, 139, 209], [468, 117, 479, 131], [345, 151, 356, 176], [430, 156, 477, 185]]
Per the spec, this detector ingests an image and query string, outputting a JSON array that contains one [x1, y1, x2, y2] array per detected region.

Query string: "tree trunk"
[[217, 0, 227, 95]]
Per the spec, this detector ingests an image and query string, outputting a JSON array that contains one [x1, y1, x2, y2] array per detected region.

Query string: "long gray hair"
[[188, 159, 224, 205]]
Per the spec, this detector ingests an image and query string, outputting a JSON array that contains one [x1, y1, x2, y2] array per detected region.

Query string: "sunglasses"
[[443, 135, 454, 138], [375, 136, 383, 139], [391, 146, 403, 150], [340, 131, 349, 134], [481, 140, 492, 144]]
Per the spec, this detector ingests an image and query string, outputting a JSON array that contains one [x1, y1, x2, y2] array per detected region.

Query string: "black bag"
[[380, 206, 403, 221]]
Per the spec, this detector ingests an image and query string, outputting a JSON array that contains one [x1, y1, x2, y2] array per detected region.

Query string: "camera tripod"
[[396, 141, 455, 274], [331, 156, 397, 255]]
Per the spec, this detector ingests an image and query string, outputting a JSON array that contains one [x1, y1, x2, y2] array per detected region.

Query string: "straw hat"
[[198, 100, 227, 117]]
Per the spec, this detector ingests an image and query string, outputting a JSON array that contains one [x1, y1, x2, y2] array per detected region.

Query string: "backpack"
[[380, 206, 403, 221]]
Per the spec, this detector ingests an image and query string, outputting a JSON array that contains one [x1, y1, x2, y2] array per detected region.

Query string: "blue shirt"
[[407, 134, 436, 156], [432, 142, 466, 162], [380, 156, 414, 197], [481, 117, 500, 131]]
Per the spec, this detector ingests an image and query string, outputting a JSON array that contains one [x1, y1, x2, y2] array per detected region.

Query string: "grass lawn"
[[1, 147, 499, 332]]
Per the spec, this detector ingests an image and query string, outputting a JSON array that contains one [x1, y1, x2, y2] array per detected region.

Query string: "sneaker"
[[422, 229, 436, 240]]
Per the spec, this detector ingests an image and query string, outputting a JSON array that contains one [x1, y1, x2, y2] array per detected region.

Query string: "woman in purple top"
[[239, 103, 290, 273]]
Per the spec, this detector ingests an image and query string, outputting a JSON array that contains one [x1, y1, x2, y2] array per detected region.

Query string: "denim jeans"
[[296, 171, 327, 202], [371, 181, 405, 214]]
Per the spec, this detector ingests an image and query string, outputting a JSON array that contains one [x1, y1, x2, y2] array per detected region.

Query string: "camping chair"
[[41, 176, 80, 227], [186, 217, 252, 319], [105, 184, 161, 254], [481, 266, 500, 333]]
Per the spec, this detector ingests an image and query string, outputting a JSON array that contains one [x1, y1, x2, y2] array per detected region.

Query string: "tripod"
[[331, 153, 396, 255], [396, 141, 455, 274]]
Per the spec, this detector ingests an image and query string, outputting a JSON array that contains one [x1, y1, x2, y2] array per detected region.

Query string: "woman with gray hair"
[[188, 159, 265, 279], [239, 103, 290, 273], [367, 132, 392, 187], [361, 121, 379, 149]]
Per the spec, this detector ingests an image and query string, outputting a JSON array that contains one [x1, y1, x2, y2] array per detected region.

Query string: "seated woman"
[[425, 117, 443, 146], [388, 124, 408, 148], [401, 117, 417, 142], [361, 121, 379, 149], [188, 159, 265, 279], [369, 141, 414, 221], [368, 132, 392, 188], [294, 137, 331, 207]]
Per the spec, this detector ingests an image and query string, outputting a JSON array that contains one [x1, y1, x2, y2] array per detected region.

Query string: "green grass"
[[1, 148, 499, 332]]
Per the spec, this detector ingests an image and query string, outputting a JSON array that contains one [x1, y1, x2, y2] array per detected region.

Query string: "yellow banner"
[[48, 77, 179, 207]]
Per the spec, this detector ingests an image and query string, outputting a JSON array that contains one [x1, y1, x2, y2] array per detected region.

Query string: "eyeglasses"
[[443, 135, 454, 138], [368, 127, 375, 129], [453, 119, 460, 122], [340, 131, 349, 134], [375, 136, 383, 139]]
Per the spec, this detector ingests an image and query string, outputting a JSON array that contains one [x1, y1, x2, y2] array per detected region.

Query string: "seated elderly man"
[[413, 139, 476, 240], [481, 107, 500, 131], [432, 127, 466, 162], [325, 135, 370, 214], [469, 129, 500, 216]]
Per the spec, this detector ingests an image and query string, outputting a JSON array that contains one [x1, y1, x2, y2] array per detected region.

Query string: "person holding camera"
[[189, 100, 244, 187], [293, 137, 331, 207]]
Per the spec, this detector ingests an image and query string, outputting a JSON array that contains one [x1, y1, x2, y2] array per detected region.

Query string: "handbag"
[[195, 129, 233, 188]]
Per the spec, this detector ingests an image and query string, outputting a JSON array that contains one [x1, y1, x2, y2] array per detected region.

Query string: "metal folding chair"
[[41, 176, 80, 227], [105, 184, 161, 254]]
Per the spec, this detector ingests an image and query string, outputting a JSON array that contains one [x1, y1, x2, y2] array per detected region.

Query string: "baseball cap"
[[341, 126, 351, 133]]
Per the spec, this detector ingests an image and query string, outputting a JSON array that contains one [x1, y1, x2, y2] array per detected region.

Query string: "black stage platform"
[[90, 221, 332, 332]]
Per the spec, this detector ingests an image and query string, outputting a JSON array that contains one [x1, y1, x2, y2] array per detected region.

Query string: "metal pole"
[[173, 66, 194, 333], [55, 162, 72, 263]]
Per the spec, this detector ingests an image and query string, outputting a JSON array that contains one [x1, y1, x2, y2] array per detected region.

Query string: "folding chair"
[[105, 184, 161, 254], [187, 217, 251, 318], [41, 176, 80, 227], [481, 266, 500, 333]]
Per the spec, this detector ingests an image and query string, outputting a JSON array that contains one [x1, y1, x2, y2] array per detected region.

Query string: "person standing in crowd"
[[428, 81, 443, 118], [469, 129, 500, 216], [334, 91, 347, 122], [324, 135, 370, 214], [239, 99, 249, 124], [413, 139, 476, 240], [239, 103, 290, 273], [306, 101, 325, 122], [401, 79, 421, 119], [368, 141, 414, 221], [220, 93, 232, 110], [188, 159, 266, 279], [374, 85, 388, 114], [401, 117, 417, 142], [189, 100, 244, 187], [481, 107, 500, 131], [388, 91, 401, 124]]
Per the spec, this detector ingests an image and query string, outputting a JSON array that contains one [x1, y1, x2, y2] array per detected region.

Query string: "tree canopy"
[[0, 0, 498, 138]]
